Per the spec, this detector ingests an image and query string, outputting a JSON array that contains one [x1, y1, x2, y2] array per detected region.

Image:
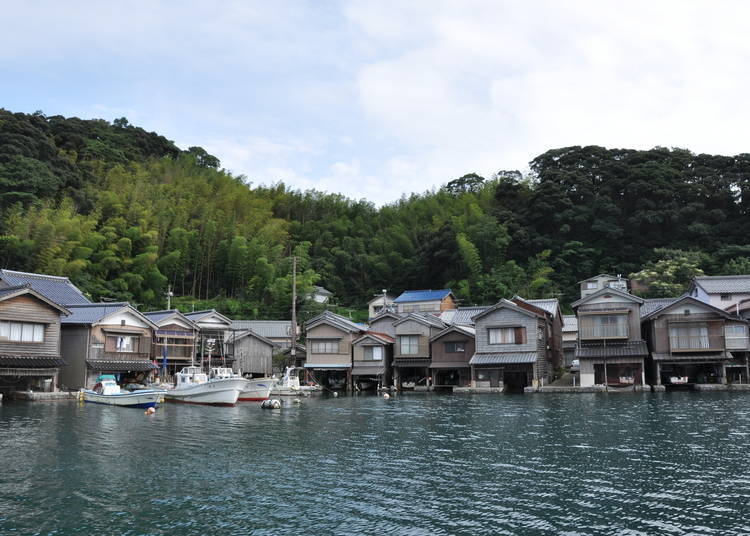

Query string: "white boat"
[[271, 366, 321, 396], [163, 366, 245, 406], [81, 375, 165, 409], [238, 378, 275, 401], [670, 376, 690, 384]]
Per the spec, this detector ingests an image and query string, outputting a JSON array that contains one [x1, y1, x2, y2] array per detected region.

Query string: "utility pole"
[[290, 255, 297, 366], [166, 284, 173, 310]]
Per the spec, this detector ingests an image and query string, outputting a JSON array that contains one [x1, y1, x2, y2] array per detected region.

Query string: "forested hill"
[[2, 109, 750, 319]]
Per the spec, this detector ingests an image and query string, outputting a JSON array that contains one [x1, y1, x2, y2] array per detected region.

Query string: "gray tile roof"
[[651, 351, 729, 361], [640, 298, 680, 318], [469, 352, 538, 365], [562, 315, 578, 332], [0, 355, 66, 368], [0, 269, 90, 305], [305, 310, 366, 333], [231, 320, 293, 339], [525, 298, 560, 317], [575, 341, 648, 358], [142, 309, 182, 323], [62, 303, 131, 324], [87, 360, 158, 371], [440, 306, 490, 326], [694, 276, 750, 294]]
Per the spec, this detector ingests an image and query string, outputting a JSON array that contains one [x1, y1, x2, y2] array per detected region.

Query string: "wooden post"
[[290, 255, 297, 368]]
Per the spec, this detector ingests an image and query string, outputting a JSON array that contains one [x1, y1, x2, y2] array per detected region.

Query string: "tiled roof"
[[430, 324, 476, 342], [230, 320, 293, 339], [61, 303, 131, 324], [354, 331, 395, 345], [694, 275, 750, 294], [87, 360, 158, 371], [525, 298, 560, 317], [640, 298, 679, 318], [0, 355, 66, 368], [394, 312, 445, 329], [393, 289, 452, 303], [305, 310, 365, 333], [575, 341, 648, 358], [313, 286, 333, 295], [0, 269, 90, 305], [562, 315, 578, 332], [231, 329, 276, 347], [183, 309, 232, 325], [142, 309, 181, 323], [392, 358, 431, 367], [440, 306, 490, 326], [469, 352, 538, 365]]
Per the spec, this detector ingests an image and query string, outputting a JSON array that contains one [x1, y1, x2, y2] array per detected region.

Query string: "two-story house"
[[351, 331, 394, 390], [429, 325, 475, 388], [59, 302, 159, 389], [689, 275, 750, 311], [142, 309, 198, 375], [304, 311, 365, 390], [367, 293, 396, 319], [392, 313, 445, 389], [571, 286, 648, 388], [578, 274, 629, 298], [184, 309, 234, 366], [0, 269, 91, 305], [393, 289, 456, 314], [0, 285, 70, 394], [641, 295, 750, 386], [469, 299, 556, 391]]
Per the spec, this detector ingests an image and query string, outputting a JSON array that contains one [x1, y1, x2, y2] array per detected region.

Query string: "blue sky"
[[3, 1, 750, 204]]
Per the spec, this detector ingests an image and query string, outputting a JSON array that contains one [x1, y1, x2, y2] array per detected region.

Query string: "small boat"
[[81, 375, 165, 408], [163, 366, 245, 406], [670, 376, 690, 384], [238, 378, 275, 401], [271, 367, 321, 396]]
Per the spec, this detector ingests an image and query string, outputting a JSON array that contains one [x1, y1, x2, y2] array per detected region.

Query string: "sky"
[[3, 1, 750, 204]]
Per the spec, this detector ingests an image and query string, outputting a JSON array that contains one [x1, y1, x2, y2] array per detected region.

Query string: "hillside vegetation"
[[2, 109, 749, 317]]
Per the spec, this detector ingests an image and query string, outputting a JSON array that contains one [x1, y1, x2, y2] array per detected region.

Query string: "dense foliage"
[[1, 109, 749, 318]]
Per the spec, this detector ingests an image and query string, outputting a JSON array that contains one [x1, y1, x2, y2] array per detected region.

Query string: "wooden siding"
[[394, 320, 433, 359], [59, 326, 90, 389], [368, 317, 397, 338], [352, 340, 392, 365], [231, 335, 273, 376], [475, 308, 539, 354], [0, 294, 62, 357], [647, 313, 729, 354], [440, 295, 456, 311], [430, 331, 475, 366], [577, 301, 642, 341], [306, 323, 354, 367]]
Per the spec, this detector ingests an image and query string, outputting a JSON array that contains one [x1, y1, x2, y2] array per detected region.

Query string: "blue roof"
[[0, 269, 90, 305], [393, 289, 452, 303]]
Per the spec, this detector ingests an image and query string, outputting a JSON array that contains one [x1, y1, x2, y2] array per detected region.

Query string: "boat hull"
[[164, 378, 244, 406], [82, 390, 165, 408], [238, 379, 275, 401]]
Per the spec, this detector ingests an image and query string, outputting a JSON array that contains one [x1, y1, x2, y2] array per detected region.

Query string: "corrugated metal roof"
[[525, 298, 559, 317], [575, 341, 648, 358], [469, 352, 538, 365], [652, 352, 729, 361], [0, 355, 66, 368], [393, 289, 452, 303], [87, 360, 158, 371], [62, 303, 130, 324], [231, 320, 293, 338], [440, 306, 490, 326], [695, 276, 750, 294], [562, 315, 578, 332], [640, 298, 680, 318], [0, 269, 90, 305]]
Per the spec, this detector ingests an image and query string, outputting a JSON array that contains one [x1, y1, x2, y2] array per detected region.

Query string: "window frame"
[[399, 335, 420, 355], [0, 320, 46, 343]]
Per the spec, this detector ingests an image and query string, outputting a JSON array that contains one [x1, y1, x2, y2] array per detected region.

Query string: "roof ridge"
[[1, 269, 73, 281]]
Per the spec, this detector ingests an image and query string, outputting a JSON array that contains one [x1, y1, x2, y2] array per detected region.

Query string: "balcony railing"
[[579, 324, 628, 340], [669, 334, 724, 352], [89, 347, 151, 361], [726, 335, 750, 350]]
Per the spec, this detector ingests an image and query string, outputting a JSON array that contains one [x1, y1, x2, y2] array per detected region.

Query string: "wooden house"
[[367, 311, 400, 338], [230, 320, 296, 349], [469, 299, 555, 391], [352, 331, 394, 389], [0, 269, 91, 305], [578, 274, 629, 299], [562, 315, 578, 367], [429, 325, 475, 388], [304, 311, 365, 390], [226, 330, 275, 377], [0, 285, 70, 394], [571, 286, 648, 388], [142, 310, 198, 375], [183, 309, 234, 366], [392, 313, 445, 389], [641, 295, 750, 386], [393, 289, 456, 314], [689, 275, 750, 311], [59, 302, 158, 389]]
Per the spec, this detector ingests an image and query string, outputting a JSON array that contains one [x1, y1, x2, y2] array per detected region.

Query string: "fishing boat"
[[238, 378, 275, 401], [271, 366, 321, 396], [163, 366, 245, 406], [80, 375, 165, 408]]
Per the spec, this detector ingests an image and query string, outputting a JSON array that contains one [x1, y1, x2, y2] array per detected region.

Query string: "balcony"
[[669, 334, 725, 352], [89, 347, 151, 361], [579, 324, 629, 340]]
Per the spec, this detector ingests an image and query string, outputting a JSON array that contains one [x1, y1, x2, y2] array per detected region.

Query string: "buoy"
[[261, 399, 281, 409], [333, 392, 339, 398], [293, 398, 302, 404], [145, 407, 156, 415], [383, 393, 390, 400]]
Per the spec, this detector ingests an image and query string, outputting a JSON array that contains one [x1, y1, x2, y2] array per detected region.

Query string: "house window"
[[311, 340, 340, 354], [444, 341, 465, 353], [579, 314, 628, 339], [116, 336, 137, 352], [373, 305, 383, 313], [721, 294, 732, 301], [489, 327, 523, 344], [0, 321, 45, 342], [669, 323, 709, 350], [364, 346, 383, 360], [725, 324, 749, 349], [585, 281, 598, 290], [399, 335, 419, 354]]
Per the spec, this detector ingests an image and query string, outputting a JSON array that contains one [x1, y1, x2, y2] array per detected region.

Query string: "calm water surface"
[[2, 392, 750, 535]]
